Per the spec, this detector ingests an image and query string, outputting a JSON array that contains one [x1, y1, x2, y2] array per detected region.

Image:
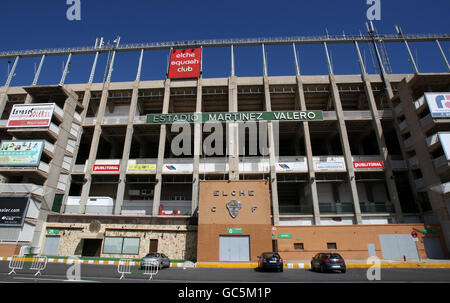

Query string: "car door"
[[161, 253, 169, 267]]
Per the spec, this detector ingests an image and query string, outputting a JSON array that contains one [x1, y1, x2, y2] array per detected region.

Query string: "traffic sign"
[[411, 231, 418, 238]]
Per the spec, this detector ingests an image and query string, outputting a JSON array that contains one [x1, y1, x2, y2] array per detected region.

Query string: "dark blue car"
[[257, 252, 284, 272]]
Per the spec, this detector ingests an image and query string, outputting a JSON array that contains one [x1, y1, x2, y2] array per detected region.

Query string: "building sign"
[[168, 48, 202, 79], [0, 197, 29, 227], [227, 228, 243, 234], [313, 157, 346, 171], [163, 163, 193, 173], [7, 103, 55, 128], [353, 161, 384, 169], [93, 160, 120, 172], [147, 111, 323, 124], [438, 132, 450, 160], [278, 233, 292, 239], [47, 229, 60, 235], [425, 93, 450, 118], [0, 140, 44, 166]]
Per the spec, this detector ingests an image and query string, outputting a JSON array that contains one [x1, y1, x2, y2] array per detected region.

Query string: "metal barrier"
[[118, 259, 132, 280], [142, 261, 159, 280], [30, 256, 48, 276], [8, 255, 25, 275]]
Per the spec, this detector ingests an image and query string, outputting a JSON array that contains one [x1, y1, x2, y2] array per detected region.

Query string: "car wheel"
[[341, 268, 346, 273], [279, 267, 283, 272], [310, 263, 314, 272]]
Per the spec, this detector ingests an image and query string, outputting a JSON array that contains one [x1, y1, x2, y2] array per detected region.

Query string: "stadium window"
[[327, 242, 337, 250]]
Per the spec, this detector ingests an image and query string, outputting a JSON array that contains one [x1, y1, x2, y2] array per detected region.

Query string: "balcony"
[[0, 161, 50, 178], [408, 156, 419, 168], [360, 202, 394, 214], [433, 154, 449, 171], [419, 114, 434, 132], [414, 178, 425, 191], [398, 120, 408, 133], [427, 133, 440, 150], [279, 204, 313, 215], [319, 202, 354, 214], [0, 183, 44, 197], [403, 137, 413, 150], [393, 104, 403, 117], [414, 96, 426, 111]]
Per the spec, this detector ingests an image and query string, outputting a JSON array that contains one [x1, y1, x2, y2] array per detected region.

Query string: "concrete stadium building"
[[0, 28, 449, 262]]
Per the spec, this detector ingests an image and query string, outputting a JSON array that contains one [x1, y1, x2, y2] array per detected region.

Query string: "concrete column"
[[263, 76, 280, 226], [371, 40, 422, 214], [32, 88, 79, 248], [295, 75, 320, 225], [324, 42, 362, 224], [152, 79, 171, 215], [79, 84, 111, 213], [192, 78, 202, 215], [228, 76, 239, 180], [115, 81, 140, 215], [62, 52, 100, 212], [355, 41, 404, 222]]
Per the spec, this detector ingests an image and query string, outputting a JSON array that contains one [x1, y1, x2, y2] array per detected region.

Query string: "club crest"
[[226, 200, 242, 218]]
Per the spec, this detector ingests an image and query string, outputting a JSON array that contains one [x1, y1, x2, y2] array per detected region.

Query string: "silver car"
[[140, 253, 170, 270]]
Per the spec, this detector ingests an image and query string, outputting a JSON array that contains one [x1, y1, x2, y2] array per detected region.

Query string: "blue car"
[[257, 252, 284, 272]]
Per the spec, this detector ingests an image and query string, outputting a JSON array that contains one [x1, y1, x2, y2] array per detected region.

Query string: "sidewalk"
[[2, 256, 450, 269]]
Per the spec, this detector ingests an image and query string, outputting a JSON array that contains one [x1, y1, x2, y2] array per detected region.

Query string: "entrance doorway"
[[149, 239, 158, 252], [219, 235, 250, 261], [82, 239, 103, 257]]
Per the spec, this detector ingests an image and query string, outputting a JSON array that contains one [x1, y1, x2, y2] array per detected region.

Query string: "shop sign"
[[127, 163, 156, 172], [7, 103, 55, 128], [147, 111, 323, 124], [227, 228, 243, 234], [313, 157, 346, 171], [0, 140, 44, 166]]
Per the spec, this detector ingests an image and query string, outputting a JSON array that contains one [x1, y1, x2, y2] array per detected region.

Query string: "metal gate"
[[379, 234, 419, 260], [43, 236, 60, 256], [219, 236, 250, 262]]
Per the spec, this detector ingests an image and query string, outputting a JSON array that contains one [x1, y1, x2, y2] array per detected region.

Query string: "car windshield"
[[262, 253, 280, 258], [323, 253, 342, 259], [145, 253, 159, 258]]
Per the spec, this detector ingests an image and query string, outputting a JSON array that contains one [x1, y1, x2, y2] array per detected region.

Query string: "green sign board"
[[227, 228, 243, 234], [47, 229, 60, 235], [278, 233, 292, 239], [147, 111, 323, 124]]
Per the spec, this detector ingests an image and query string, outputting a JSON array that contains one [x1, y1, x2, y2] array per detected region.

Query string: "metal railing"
[[0, 33, 448, 58], [117, 259, 133, 280]]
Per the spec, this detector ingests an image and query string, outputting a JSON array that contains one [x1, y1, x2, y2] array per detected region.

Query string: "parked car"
[[140, 253, 171, 270], [310, 253, 346, 273], [257, 252, 284, 272]]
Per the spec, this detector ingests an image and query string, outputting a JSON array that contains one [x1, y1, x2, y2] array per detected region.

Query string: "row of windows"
[[103, 237, 140, 255], [293, 242, 337, 250]]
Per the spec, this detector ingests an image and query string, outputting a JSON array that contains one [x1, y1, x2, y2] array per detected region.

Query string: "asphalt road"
[[0, 261, 449, 283]]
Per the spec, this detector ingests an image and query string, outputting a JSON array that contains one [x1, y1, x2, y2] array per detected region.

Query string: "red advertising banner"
[[353, 161, 384, 169], [93, 164, 120, 172], [168, 48, 202, 79]]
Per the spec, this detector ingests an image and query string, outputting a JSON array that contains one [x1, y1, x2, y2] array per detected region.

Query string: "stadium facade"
[[0, 28, 449, 262]]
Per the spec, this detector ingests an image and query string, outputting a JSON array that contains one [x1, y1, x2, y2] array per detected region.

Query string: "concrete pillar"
[[355, 41, 404, 223], [32, 87, 79, 248], [192, 78, 202, 215], [62, 51, 100, 212], [295, 74, 321, 225], [115, 81, 140, 215], [152, 79, 171, 215], [263, 76, 280, 226], [324, 42, 362, 224], [228, 76, 239, 181]]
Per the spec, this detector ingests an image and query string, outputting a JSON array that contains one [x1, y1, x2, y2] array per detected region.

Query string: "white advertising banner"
[[162, 163, 193, 173], [7, 103, 55, 128], [275, 161, 308, 172], [438, 132, 450, 160], [313, 157, 346, 171], [425, 93, 450, 118]]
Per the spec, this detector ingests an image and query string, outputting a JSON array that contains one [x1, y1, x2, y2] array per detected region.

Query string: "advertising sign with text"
[[168, 48, 202, 79]]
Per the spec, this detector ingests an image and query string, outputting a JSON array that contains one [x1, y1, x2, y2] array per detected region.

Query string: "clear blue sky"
[[0, 0, 449, 85]]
